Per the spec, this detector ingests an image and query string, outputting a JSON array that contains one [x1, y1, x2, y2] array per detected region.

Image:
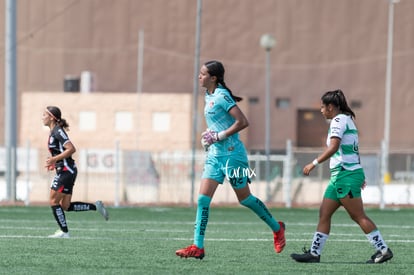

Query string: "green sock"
[[240, 194, 280, 232], [194, 194, 211, 248]]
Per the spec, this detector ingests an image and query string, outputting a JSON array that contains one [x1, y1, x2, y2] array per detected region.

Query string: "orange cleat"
[[273, 221, 286, 253], [175, 244, 205, 260]]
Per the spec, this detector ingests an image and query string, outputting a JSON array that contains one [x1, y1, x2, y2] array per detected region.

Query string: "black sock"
[[51, 205, 68, 233], [67, 202, 97, 211]]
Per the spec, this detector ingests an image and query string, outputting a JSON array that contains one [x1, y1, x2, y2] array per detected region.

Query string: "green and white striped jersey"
[[327, 114, 362, 171]]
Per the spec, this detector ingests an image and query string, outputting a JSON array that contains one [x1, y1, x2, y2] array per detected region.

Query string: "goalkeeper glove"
[[201, 129, 227, 150]]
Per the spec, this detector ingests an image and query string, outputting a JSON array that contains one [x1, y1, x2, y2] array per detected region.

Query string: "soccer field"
[[0, 206, 412, 274]]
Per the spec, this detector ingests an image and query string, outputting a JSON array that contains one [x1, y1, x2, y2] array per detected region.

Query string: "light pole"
[[260, 34, 276, 202], [5, 0, 17, 202], [190, 0, 202, 207], [380, 0, 399, 209]]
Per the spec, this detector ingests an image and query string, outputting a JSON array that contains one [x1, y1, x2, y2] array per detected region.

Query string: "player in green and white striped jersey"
[[327, 113, 362, 171], [291, 89, 393, 264]]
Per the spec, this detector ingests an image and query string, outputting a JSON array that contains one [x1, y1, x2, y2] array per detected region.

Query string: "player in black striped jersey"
[[43, 106, 109, 238]]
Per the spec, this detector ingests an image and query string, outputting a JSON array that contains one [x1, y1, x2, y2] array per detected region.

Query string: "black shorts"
[[50, 167, 78, 195]]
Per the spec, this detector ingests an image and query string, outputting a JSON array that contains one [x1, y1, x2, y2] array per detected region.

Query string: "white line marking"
[[0, 235, 412, 243]]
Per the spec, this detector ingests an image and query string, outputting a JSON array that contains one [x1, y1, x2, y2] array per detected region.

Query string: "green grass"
[[0, 205, 412, 274]]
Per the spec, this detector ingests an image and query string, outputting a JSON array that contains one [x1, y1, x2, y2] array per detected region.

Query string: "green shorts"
[[202, 154, 251, 189], [324, 167, 365, 203]]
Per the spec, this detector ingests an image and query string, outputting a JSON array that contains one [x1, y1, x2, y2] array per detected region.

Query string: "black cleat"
[[366, 248, 393, 264], [291, 247, 320, 263]]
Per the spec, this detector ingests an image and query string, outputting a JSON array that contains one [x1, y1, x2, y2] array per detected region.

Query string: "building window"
[[350, 100, 362, 109], [152, 112, 170, 132], [79, 111, 96, 131], [249, 97, 259, 104], [276, 98, 290, 109], [115, 111, 133, 132]]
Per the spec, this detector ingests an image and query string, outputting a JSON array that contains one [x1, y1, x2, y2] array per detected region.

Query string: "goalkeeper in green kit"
[[175, 60, 286, 260]]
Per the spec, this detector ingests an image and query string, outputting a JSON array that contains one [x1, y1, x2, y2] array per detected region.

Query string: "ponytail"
[[218, 80, 242, 102]]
